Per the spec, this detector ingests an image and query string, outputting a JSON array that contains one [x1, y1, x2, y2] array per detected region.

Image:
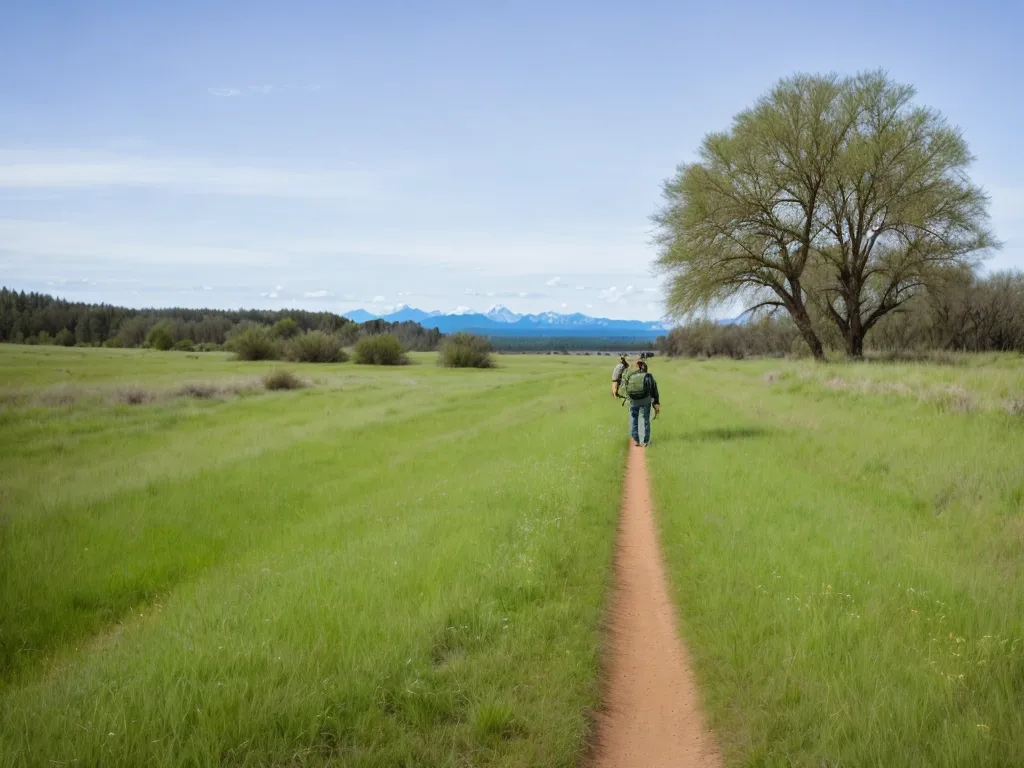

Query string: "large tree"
[[653, 71, 996, 359]]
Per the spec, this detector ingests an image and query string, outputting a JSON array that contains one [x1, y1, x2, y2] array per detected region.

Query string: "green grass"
[[4, 345, 1024, 766], [647, 356, 1024, 767], [0, 346, 624, 766]]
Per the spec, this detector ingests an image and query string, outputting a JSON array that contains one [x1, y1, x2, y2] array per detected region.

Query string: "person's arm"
[[650, 376, 661, 411]]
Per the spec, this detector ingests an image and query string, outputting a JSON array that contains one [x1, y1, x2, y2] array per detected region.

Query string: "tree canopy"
[[653, 71, 997, 359]]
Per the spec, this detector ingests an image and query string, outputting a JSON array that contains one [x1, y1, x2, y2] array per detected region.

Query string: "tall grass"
[[647, 358, 1024, 767], [0, 347, 622, 766]]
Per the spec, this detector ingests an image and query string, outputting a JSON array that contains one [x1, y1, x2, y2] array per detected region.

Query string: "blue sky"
[[1, 0, 1021, 321]]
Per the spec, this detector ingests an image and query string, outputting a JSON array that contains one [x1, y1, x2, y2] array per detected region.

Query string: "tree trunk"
[[846, 313, 865, 359], [790, 303, 825, 361]]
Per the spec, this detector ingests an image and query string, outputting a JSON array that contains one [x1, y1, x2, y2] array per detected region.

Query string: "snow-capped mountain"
[[344, 306, 673, 338], [485, 304, 522, 323]]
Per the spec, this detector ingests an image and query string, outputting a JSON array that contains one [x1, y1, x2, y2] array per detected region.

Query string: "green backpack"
[[623, 370, 650, 400]]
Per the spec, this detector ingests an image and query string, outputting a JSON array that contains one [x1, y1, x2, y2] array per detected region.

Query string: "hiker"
[[621, 359, 661, 447], [611, 354, 629, 398]]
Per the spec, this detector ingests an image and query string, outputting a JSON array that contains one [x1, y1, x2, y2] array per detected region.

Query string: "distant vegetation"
[[658, 271, 1024, 359], [0, 288, 441, 353], [353, 333, 408, 365], [438, 333, 494, 368]]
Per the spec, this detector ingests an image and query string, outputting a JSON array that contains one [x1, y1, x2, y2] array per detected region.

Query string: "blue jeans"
[[630, 402, 652, 445]]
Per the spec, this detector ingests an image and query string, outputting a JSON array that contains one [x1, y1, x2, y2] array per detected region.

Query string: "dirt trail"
[[592, 443, 722, 768]]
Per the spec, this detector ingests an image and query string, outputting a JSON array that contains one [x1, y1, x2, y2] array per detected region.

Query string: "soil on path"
[[591, 443, 723, 768]]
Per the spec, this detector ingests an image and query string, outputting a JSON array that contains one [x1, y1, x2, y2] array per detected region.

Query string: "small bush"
[[114, 387, 153, 405], [147, 325, 174, 351], [354, 334, 407, 365], [102, 338, 121, 348], [438, 333, 494, 368], [173, 339, 195, 352], [177, 382, 219, 399], [263, 369, 306, 391], [272, 317, 301, 339], [227, 325, 281, 361], [286, 331, 348, 363], [55, 328, 76, 347]]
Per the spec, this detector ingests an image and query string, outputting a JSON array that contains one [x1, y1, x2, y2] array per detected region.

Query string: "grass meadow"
[[649, 356, 1024, 767], [1, 345, 1023, 766], [0, 347, 624, 766]]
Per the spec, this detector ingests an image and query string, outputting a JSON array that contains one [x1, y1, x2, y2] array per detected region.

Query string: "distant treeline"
[[657, 271, 1024, 359], [0, 288, 442, 351]]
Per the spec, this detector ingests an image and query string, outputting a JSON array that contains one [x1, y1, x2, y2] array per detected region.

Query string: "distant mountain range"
[[344, 304, 674, 339]]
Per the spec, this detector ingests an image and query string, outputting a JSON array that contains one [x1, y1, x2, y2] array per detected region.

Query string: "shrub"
[[286, 331, 348, 363], [173, 339, 195, 352], [263, 369, 306, 391], [226, 325, 281, 361], [272, 317, 301, 339], [438, 333, 494, 368], [354, 334, 407, 365], [147, 325, 174, 351], [55, 328, 76, 347], [114, 387, 153, 405], [177, 382, 218, 399], [103, 338, 121, 348], [36, 331, 53, 345]]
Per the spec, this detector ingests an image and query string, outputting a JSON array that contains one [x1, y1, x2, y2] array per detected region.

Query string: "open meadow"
[[1, 345, 1023, 766]]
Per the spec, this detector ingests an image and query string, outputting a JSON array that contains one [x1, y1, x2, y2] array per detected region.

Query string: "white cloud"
[[372, 295, 385, 303], [260, 291, 279, 299], [202, 285, 213, 291], [0, 150, 394, 200], [304, 290, 330, 298], [208, 88, 241, 97], [599, 285, 637, 304], [560, 302, 568, 308], [546, 276, 562, 286], [274, 284, 283, 291], [248, 85, 274, 95], [586, 303, 594, 309], [518, 291, 528, 298]]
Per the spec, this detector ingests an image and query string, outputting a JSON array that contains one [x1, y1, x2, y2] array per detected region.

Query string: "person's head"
[[637, 360, 648, 372]]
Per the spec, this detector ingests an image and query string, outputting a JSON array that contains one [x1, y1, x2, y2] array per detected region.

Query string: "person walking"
[[611, 354, 629, 398], [621, 359, 661, 447]]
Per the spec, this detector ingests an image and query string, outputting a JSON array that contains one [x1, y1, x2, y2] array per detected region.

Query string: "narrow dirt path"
[[592, 443, 722, 768]]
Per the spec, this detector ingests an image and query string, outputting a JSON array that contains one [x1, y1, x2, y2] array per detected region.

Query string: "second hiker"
[[621, 359, 661, 447]]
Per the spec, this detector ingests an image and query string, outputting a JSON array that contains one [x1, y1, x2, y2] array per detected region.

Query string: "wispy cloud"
[[208, 88, 241, 97], [304, 290, 331, 298], [598, 285, 637, 304], [0, 150, 393, 200], [546, 276, 562, 286]]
